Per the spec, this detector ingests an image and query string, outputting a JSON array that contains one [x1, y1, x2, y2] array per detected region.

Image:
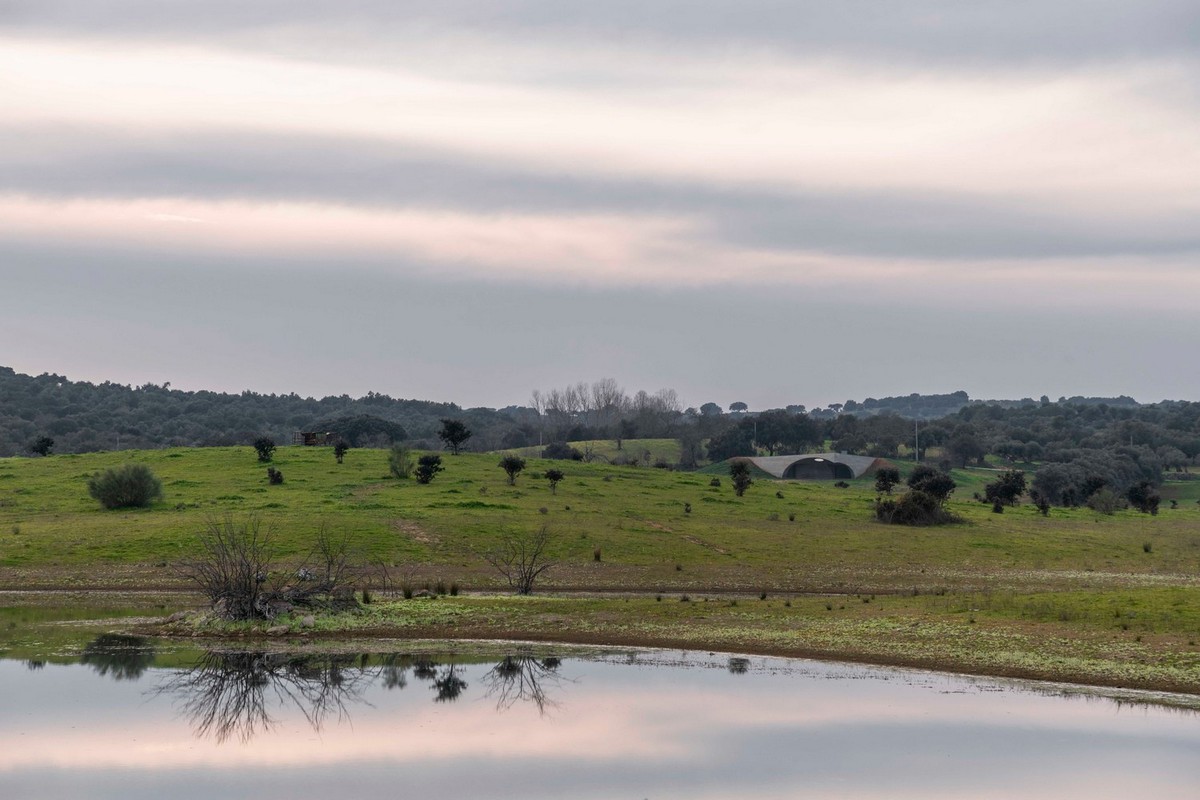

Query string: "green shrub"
[[253, 437, 276, 462], [87, 464, 163, 509], [387, 444, 414, 479], [414, 454, 444, 484]]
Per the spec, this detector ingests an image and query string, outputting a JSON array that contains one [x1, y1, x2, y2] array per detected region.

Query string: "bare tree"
[[179, 516, 362, 620], [482, 526, 555, 594], [179, 515, 280, 620]]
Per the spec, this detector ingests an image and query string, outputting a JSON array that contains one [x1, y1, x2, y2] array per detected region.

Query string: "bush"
[[984, 470, 1027, 507], [907, 465, 956, 503], [499, 455, 527, 485], [874, 489, 960, 526], [544, 468, 565, 494], [333, 440, 349, 463], [1127, 481, 1161, 515], [541, 442, 583, 461], [415, 454, 444, 484], [267, 467, 284, 485], [388, 444, 414, 479], [730, 460, 753, 497], [1086, 487, 1125, 515], [88, 464, 163, 509], [874, 467, 900, 494], [253, 437, 276, 462]]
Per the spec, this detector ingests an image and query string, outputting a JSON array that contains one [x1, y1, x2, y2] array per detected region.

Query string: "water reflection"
[[482, 653, 566, 714], [2, 648, 1199, 799], [153, 652, 373, 743], [80, 633, 156, 681], [154, 650, 564, 742]]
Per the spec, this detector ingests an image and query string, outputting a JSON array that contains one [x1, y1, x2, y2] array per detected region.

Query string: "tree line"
[[5, 367, 1198, 507]]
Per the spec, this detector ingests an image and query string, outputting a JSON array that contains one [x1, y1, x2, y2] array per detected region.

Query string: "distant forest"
[[3, 367, 1197, 505]]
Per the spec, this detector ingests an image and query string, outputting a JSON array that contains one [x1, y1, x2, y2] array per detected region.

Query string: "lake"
[[2, 635, 1197, 799]]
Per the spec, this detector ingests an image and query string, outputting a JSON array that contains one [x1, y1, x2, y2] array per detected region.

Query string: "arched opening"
[[783, 458, 854, 480]]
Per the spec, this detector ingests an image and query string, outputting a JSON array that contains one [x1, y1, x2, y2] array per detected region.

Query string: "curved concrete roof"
[[747, 452, 884, 479]]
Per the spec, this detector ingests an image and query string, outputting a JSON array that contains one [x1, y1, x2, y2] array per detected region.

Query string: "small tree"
[[499, 455, 526, 486], [253, 437, 276, 463], [266, 467, 284, 485], [333, 440, 350, 464], [874, 467, 900, 495], [388, 444, 414, 478], [544, 468, 565, 495], [907, 465, 956, 504], [483, 526, 554, 594], [983, 470, 1026, 507], [730, 460, 753, 497], [88, 464, 163, 509], [438, 419, 472, 455], [28, 436, 55, 457], [1127, 481, 1161, 515], [415, 454, 444, 484]]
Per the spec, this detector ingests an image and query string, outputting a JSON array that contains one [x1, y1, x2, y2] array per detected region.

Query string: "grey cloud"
[[2, 126, 1197, 262], [3, 242, 1196, 409], [6, 1, 1198, 66]]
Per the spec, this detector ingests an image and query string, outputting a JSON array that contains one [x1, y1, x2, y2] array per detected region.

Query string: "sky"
[[2, 1, 1198, 410]]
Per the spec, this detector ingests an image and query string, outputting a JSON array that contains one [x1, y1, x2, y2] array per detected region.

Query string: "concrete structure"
[[746, 453, 885, 480]]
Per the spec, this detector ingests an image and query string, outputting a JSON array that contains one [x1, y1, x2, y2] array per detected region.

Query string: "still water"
[[2, 638, 1198, 800]]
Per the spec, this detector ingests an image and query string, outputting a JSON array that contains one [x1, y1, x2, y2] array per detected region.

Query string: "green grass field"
[[3, 443, 1199, 694], [1, 444, 1197, 587]]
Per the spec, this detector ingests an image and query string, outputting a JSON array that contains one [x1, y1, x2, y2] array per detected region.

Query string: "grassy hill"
[[2, 446, 1197, 590], [4, 445, 1200, 695]]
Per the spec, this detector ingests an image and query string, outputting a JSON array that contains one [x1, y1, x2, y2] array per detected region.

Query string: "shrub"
[[875, 489, 961, 526], [541, 441, 583, 461], [388, 444, 414, 479], [709, 477, 721, 487], [834, 480, 850, 488], [984, 470, 1027, 507], [544, 468, 565, 494], [253, 437, 276, 463], [333, 440, 350, 463], [267, 467, 284, 485], [1087, 487, 1125, 515], [907, 465, 956, 503], [874, 467, 900, 494], [414, 454, 444, 484], [27, 436, 54, 457], [730, 461, 753, 497], [1127, 481, 1161, 515], [499, 455, 527, 485], [88, 464, 163, 509]]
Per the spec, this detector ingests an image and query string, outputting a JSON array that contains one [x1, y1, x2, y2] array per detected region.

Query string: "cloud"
[[4, 36, 1199, 214], [3, 126, 1200, 262], [7, 1, 1199, 67]]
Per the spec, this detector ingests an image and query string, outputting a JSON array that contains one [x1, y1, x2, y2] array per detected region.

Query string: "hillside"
[[4, 446, 1200, 694]]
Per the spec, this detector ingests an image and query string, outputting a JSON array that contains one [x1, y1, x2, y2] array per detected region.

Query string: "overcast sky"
[[3, 2, 1198, 410]]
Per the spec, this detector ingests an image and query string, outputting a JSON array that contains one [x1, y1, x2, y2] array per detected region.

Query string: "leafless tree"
[[178, 516, 363, 620], [482, 526, 555, 594], [179, 515, 280, 620]]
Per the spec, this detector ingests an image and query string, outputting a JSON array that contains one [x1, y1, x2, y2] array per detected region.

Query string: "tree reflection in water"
[[481, 651, 565, 715], [154, 651, 373, 743], [154, 650, 566, 742], [80, 633, 156, 681]]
